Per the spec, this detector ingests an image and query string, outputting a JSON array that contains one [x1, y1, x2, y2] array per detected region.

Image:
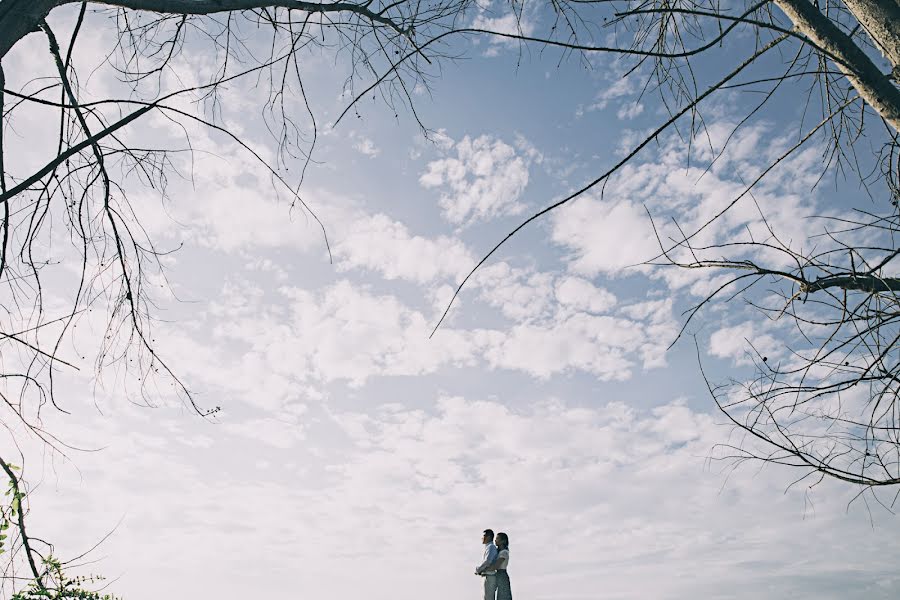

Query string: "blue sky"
[[2, 3, 899, 599]]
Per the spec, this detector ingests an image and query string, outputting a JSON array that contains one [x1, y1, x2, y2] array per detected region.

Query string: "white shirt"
[[477, 542, 498, 575], [495, 548, 510, 570]]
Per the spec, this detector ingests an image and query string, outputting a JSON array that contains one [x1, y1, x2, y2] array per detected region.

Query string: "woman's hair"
[[495, 532, 509, 549]]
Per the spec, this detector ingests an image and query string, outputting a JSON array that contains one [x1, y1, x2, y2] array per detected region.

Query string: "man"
[[475, 529, 498, 600]]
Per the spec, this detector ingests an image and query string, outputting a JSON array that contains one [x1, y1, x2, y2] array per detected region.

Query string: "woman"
[[492, 532, 512, 600]]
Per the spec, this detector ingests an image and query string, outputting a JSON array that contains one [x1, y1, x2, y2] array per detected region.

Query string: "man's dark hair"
[[483, 529, 494, 540]]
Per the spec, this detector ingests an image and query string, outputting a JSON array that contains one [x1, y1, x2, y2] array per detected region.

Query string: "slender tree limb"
[[431, 33, 789, 336], [0, 103, 155, 206], [0, 65, 8, 283]]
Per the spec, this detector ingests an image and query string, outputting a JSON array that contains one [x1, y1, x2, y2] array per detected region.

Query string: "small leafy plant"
[[11, 556, 122, 600], [1, 462, 122, 600]]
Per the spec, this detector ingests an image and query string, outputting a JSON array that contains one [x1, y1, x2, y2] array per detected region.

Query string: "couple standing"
[[475, 529, 512, 600]]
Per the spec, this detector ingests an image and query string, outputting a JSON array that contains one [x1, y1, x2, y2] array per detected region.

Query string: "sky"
[[2, 3, 900, 600]]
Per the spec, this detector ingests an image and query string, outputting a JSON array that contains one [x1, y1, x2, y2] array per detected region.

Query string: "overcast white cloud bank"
[[29, 393, 900, 600]]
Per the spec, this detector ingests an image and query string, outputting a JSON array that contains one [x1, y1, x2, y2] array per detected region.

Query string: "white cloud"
[[352, 135, 380, 157], [260, 281, 479, 385], [122, 131, 333, 255], [471, 11, 534, 36], [617, 102, 644, 120], [245, 258, 289, 281], [420, 135, 534, 225], [709, 321, 783, 365], [473, 262, 556, 321], [222, 416, 307, 448], [579, 68, 645, 115], [552, 194, 659, 276], [28, 394, 900, 600], [333, 212, 474, 283], [467, 263, 672, 375], [473, 262, 625, 317], [555, 276, 617, 314], [615, 126, 657, 157], [190, 270, 676, 389], [620, 298, 680, 368], [483, 307, 675, 379], [470, 3, 537, 56], [551, 123, 835, 290], [483, 315, 638, 380]]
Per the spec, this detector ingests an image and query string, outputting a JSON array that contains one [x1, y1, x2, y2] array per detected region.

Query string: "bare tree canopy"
[[0, 0, 899, 595]]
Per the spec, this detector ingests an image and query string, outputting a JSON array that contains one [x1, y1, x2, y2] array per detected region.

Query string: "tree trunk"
[[0, 0, 60, 60], [774, 0, 900, 132], [841, 0, 900, 72]]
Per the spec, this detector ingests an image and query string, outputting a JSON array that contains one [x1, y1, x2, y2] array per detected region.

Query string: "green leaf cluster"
[[0, 464, 123, 600], [0, 462, 20, 556], [11, 556, 123, 600]]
